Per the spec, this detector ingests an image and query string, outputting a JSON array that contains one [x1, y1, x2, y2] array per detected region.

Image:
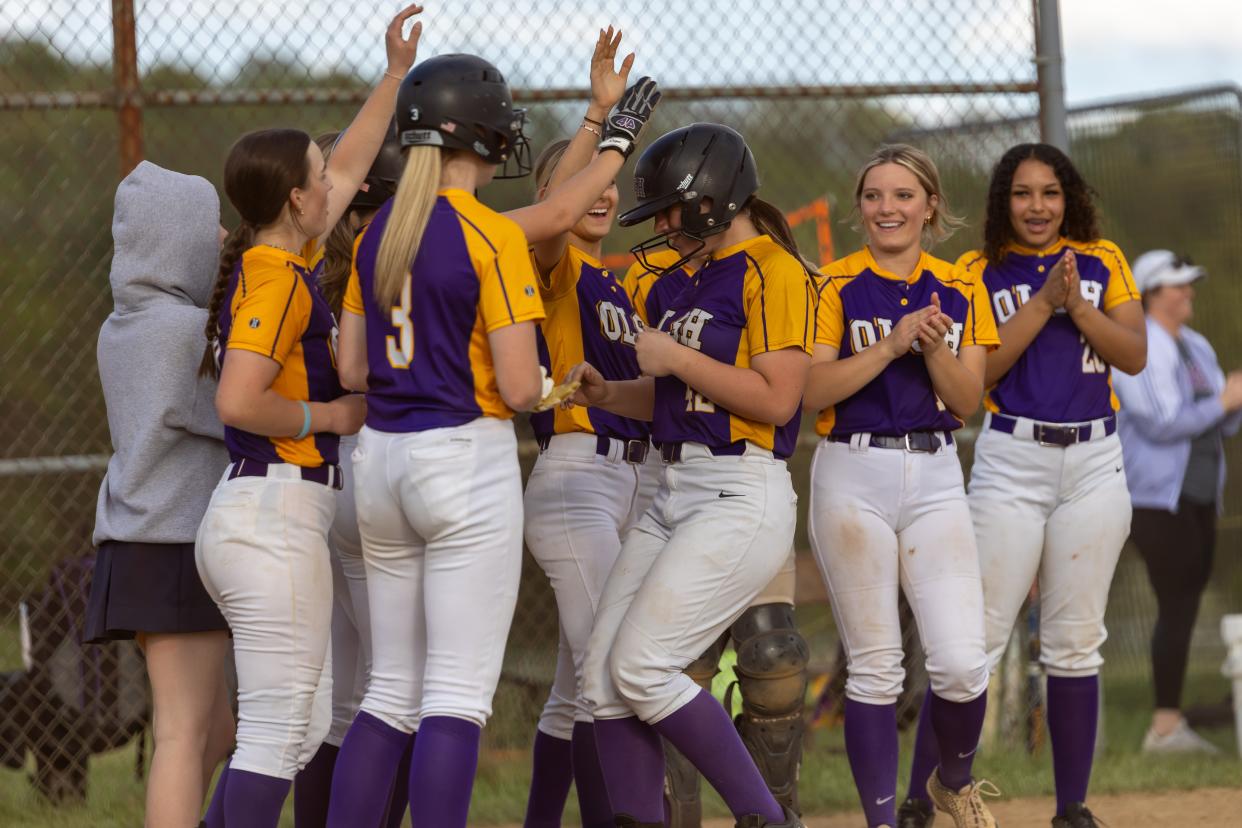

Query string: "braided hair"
[[198, 128, 312, 377]]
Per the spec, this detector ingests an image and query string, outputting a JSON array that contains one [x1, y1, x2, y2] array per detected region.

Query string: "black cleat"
[[898, 796, 936, 828], [734, 805, 805, 828], [1052, 802, 1103, 827]]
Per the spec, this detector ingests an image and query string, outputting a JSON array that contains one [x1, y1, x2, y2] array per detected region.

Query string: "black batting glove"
[[599, 76, 661, 159]]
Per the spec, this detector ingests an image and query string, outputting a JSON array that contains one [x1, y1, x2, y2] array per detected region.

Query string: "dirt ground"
[[720, 787, 1242, 827], [498, 787, 1242, 827]]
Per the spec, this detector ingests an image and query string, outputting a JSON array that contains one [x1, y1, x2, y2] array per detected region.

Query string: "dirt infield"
[[497, 787, 1242, 827], [711, 787, 1242, 827]]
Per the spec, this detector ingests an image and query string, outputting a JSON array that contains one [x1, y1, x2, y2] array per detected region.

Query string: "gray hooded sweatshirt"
[[93, 161, 230, 546]]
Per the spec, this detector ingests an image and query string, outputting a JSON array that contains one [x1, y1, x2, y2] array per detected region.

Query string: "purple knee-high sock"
[[906, 693, 938, 804], [843, 699, 899, 828], [383, 733, 415, 828], [326, 711, 411, 828], [224, 768, 292, 828], [294, 742, 339, 827], [929, 692, 987, 791], [652, 690, 784, 823], [1047, 674, 1098, 814], [203, 758, 231, 828], [572, 721, 614, 828], [408, 715, 481, 828], [523, 729, 575, 827], [593, 716, 666, 822]]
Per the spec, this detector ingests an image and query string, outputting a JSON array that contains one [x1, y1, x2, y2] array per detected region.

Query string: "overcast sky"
[[1061, 0, 1242, 104]]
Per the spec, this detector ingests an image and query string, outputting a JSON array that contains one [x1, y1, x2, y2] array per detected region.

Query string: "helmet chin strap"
[[629, 223, 726, 278]]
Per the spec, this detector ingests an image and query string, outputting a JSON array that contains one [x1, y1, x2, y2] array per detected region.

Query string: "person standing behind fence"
[[85, 161, 236, 828], [804, 144, 999, 828], [193, 8, 422, 828], [570, 122, 812, 828], [899, 143, 1147, 828], [1113, 250, 1242, 755]]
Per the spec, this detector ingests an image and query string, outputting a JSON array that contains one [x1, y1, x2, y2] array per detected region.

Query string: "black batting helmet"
[[349, 118, 405, 211], [394, 54, 531, 178]]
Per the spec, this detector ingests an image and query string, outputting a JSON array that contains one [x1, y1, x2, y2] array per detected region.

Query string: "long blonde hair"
[[852, 143, 963, 248], [375, 145, 441, 307]]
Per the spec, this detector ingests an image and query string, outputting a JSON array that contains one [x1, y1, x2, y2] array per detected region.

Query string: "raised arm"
[[983, 253, 1070, 386], [321, 4, 423, 237], [1063, 250, 1146, 375], [916, 293, 985, 419]]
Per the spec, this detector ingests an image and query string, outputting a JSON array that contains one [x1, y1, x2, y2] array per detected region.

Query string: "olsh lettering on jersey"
[[815, 247, 999, 437]]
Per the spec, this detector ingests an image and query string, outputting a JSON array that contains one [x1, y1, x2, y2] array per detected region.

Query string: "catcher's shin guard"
[[663, 632, 727, 828], [730, 603, 809, 813]]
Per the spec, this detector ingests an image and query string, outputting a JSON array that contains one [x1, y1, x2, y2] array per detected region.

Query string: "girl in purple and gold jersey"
[[519, 29, 664, 828], [902, 144, 1146, 828], [193, 9, 423, 827], [805, 145, 1000, 828], [569, 123, 812, 828]]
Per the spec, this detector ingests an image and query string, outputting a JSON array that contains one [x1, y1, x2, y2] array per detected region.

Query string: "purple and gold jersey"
[[651, 235, 815, 459], [815, 247, 999, 437], [962, 237, 1139, 423], [622, 248, 695, 327], [344, 188, 545, 432], [530, 245, 647, 442], [217, 243, 344, 467]]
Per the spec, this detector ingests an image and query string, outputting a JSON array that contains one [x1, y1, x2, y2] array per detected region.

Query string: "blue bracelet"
[[295, 400, 312, 440]]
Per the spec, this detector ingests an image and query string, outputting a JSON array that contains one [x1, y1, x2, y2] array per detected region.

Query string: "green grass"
[[1, 668, 1237, 826]]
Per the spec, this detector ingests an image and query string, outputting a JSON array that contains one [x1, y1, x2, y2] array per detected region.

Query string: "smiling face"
[[858, 162, 936, 258], [1008, 158, 1064, 250], [571, 180, 619, 243], [292, 141, 333, 239]]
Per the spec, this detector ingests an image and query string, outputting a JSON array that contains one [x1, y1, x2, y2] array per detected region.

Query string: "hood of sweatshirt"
[[109, 161, 221, 312]]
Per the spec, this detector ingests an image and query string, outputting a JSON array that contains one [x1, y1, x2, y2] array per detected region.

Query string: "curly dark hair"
[[982, 143, 1100, 263]]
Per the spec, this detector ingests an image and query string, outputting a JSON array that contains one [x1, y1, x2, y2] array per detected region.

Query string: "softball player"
[[520, 34, 662, 828], [570, 123, 812, 828], [624, 243, 810, 825], [900, 144, 1146, 828], [194, 10, 422, 827], [292, 125, 411, 828], [805, 145, 999, 828]]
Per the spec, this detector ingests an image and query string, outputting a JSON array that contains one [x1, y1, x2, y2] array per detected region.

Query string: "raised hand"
[[590, 26, 635, 112], [599, 76, 662, 159], [384, 4, 424, 78]]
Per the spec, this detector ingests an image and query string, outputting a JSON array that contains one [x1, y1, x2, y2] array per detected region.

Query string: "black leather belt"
[[659, 441, 749, 463], [989, 413, 1115, 447], [227, 458, 344, 490], [537, 434, 650, 464], [827, 432, 952, 453]]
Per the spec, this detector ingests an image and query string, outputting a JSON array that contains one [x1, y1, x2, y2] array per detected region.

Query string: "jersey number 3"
[[386, 279, 414, 368]]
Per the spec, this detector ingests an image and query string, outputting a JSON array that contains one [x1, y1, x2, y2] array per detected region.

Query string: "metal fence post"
[[1035, 0, 1069, 151], [111, 0, 143, 178]]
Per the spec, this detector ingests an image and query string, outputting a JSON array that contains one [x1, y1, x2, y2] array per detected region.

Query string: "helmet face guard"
[[494, 107, 532, 179]]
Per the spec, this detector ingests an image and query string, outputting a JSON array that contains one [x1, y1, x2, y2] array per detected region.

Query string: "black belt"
[[536, 434, 650, 464], [828, 431, 952, 453], [989, 413, 1115, 447], [228, 458, 344, 490], [658, 441, 748, 463]]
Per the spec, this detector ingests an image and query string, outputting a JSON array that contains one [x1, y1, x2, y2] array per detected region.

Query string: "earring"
[[924, 214, 932, 224]]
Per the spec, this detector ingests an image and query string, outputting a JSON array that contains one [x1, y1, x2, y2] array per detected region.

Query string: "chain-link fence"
[[5, 0, 1237, 818]]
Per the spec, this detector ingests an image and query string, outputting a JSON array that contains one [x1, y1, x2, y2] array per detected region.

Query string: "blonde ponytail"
[[375, 146, 441, 308]]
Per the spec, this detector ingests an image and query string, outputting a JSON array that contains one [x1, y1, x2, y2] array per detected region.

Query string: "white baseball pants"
[[195, 470, 336, 779], [326, 434, 370, 746], [582, 443, 797, 723], [970, 420, 1132, 677], [523, 434, 651, 739], [808, 438, 989, 706], [354, 417, 523, 731]]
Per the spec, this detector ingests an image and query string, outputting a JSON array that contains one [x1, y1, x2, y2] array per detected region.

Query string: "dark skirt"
[[83, 540, 228, 643]]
